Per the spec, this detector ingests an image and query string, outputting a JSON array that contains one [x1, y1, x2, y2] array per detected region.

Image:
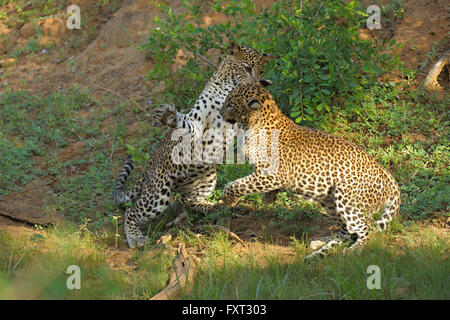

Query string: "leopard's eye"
[[244, 66, 252, 74]]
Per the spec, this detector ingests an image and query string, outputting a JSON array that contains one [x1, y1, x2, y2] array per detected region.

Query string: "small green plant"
[[382, 0, 405, 22], [29, 233, 46, 243], [111, 215, 121, 248], [125, 143, 149, 164]]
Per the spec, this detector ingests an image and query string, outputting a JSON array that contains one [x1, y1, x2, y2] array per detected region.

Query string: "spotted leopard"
[[219, 80, 401, 259], [112, 43, 274, 248]]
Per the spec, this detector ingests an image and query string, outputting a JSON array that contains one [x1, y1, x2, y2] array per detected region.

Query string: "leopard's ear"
[[259, 79, 273, 87], [248, 99, 263, 110], [228, 42, 243, 59], [262, 53, 275, 63]]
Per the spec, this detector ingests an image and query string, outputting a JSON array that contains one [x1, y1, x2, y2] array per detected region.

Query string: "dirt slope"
[[393, 0, 449, 72]]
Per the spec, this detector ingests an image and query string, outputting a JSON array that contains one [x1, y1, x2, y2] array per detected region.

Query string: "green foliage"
[[271, 192, 323, 222], [398, 144, 449, 219], [0, 87, 92, 147], [216, 163, 253, 188], [141, 0, 402, 124], [53, 152, 117, 224], [0, 88, 93, 195], [382, 0, 405, 22], [0, 226, 173, 299], [0, 136, 43, 195], [125, 143, 150, 164], [10, 36, 40, 58]]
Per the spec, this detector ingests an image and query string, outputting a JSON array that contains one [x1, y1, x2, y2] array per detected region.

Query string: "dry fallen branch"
[[198, 224, 246, 247], [421, 50, 450, 91], [95, 84, 148, 113], [165, 207, 189, 228], [195, 53, 218, 68], [149, 244, 198, 300]]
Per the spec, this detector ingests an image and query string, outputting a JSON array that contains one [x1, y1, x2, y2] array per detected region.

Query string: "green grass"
[[0, 223, 173, 299], [190, 227, 448, 300], [0, 219, 447, 299]]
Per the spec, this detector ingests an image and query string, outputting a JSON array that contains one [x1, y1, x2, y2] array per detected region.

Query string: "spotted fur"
[[112, 43, 273, 248], [220, 81, 401, 259], [112, 155, 135, 203]]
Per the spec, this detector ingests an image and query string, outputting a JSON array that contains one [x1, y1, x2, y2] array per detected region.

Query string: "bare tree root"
[[149, 244, 198, 300], [165, 208, 189, 228], [421, 50, 450, 91]]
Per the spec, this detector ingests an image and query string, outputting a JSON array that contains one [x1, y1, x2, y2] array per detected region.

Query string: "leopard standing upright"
[[112, 43, 274, 248], [219, 80, 401, 259]]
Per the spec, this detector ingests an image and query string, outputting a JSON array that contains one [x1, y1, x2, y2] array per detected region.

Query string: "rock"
[[0, 58, 15, 67], [20, 22, 35, 38], [0, 179, 63, 226], [0, 201, 62, 225], [38, 18, 67, 38]]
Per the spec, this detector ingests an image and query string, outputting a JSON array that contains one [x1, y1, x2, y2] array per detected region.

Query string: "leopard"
[[112, 43, 274, 248], [219, 80, 401, 260]]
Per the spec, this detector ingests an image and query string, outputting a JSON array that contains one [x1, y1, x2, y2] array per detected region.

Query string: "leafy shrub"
[[141, 0, 402, 124]]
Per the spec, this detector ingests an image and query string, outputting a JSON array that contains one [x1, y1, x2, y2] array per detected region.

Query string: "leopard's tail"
[[112, 155, 134, 203]]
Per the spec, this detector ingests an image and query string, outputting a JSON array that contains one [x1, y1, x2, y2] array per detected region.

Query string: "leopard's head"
[[220, 79, 273, 127], [213, 42, 275, 88]]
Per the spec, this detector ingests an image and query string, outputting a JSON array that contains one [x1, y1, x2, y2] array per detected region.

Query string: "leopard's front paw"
[[309, 239, 327, 251], [126, 234, 148, 248], [152, 103, 177, 128], [221, 185, 240, 207]]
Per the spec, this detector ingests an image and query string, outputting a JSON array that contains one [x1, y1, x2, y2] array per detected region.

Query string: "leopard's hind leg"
[[124, 181, 173, 248], [334, 186, 371, 252], [376, 183, 401, 231], [306, 201, 353, 260]]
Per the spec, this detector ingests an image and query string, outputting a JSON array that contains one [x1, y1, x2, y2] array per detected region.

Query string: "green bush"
[[141, 0, 402, 123]]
